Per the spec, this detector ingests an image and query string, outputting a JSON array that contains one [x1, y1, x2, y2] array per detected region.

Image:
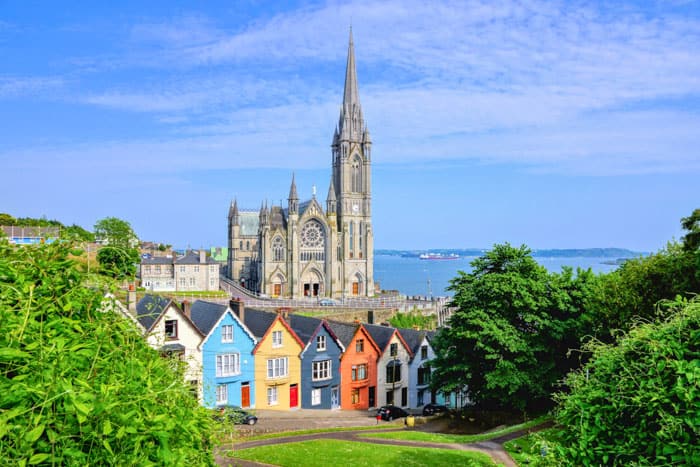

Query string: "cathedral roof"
[[269, 205, 287, 230]]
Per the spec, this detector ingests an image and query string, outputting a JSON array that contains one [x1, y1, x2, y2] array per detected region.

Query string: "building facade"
[[140, 250, 220, 292], [227, 32, 374, 299]]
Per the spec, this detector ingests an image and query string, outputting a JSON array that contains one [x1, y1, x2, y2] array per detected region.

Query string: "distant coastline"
[[377, 247, 648, 259]]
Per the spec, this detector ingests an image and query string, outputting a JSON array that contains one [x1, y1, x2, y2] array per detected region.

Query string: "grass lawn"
[[230, 439, 498, 466], [503, 428, 556, 466], [359, 416, 550, 444]]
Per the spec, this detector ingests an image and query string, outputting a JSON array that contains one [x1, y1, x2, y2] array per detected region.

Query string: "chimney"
[[182, 300, 191, 318], [277, 307, 290, 320], [200, 249, 206, 264], [229, 298, 245, 323], [127, 283, 137, 314]]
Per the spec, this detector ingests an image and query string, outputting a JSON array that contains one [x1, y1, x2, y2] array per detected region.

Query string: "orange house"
[[328, 321, 381, 410]]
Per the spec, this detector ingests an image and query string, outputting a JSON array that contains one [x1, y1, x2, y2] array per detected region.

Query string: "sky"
[[1, 0, 699, 252]]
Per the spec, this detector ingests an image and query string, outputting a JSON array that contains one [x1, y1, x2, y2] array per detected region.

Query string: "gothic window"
[[349, 222, 354, 258], [351, 156, 362, 192], [358, 221, 364, 259], [272, 236, 285, 262], [300, 220, 325, 262]]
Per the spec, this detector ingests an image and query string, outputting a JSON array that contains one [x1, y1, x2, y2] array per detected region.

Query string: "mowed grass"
[[230, 439, 498, 466], [359, 416, 550, 444]]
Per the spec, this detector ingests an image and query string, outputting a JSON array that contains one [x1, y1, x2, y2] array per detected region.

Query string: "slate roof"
[[189, 301, 228, 336], [286, 314, 323, 345], [327, 320, 360, 348], [397, 328, 425, 361], [141, 256, 173, 265], [175, 250, 218, 265], [239, 212, 259, 236], [238, 308, 278, 339], [363, 323, 397, 353], [269, 206, 287, 230], [135, 294, 174, 331]]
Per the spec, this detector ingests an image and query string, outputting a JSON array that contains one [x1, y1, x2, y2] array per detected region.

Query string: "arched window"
[[300, 219, 325, 262], [272, 236, 285, 262], [358, 221, 364, 259], [351, 156, 362, 192], [348, 222, 354, 258]]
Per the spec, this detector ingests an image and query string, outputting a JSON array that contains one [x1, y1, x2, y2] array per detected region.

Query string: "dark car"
[[376, 405, 408, 421], [214, 406, 258, 425], [422, 403, 448, 416]]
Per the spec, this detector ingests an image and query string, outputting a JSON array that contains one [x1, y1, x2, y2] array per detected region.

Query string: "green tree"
[[430, 243, 593, 412], [551, 297, 700, 466], [681, 208, 700, 251], [94, 217, 139, 279], [0, 240, 214, 465]]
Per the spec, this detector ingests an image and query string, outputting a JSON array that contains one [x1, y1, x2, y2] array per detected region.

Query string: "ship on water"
[[419, 253, 460, 260]]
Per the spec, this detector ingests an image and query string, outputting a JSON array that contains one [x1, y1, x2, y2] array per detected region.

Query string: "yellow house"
[[247, 309, 304, 410]]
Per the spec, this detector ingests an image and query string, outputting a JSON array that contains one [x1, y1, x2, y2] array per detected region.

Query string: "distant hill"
[[0, 212, 94, 242], [376, 248, 647, 258]]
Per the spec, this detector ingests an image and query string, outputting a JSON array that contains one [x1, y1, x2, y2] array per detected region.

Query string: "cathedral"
[[227, 32, 375, 299]]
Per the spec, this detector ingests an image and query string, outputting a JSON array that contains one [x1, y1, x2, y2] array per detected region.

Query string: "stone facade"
[[227, 32, 374, 299], [141, 250, 220, 292]]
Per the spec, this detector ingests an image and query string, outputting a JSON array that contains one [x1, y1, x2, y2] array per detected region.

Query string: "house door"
[[289, 384, 298, 408], [401, 387, 408, 407], [368, 386, 375, 407], [331, 386, 339, 409], [241, 383, 250, 408]]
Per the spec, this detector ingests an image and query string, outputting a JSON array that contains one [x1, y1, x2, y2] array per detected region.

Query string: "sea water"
[[374, 255, 620, 297]]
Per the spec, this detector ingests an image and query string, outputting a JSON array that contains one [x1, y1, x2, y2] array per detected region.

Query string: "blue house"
[[287, 314, 345, 409], [190, 300, 257, 409]]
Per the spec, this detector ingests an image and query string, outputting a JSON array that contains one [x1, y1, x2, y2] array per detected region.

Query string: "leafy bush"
[[552, 297, 700, 466], [0, 240, 215, 465]]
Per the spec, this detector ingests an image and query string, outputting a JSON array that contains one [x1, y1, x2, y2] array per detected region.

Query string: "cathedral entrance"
[[301, 269, 323, 297]]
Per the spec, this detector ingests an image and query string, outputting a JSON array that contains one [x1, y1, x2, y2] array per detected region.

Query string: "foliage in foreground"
[[232, 438, 497, 466], [0, 241, 214, 465], [551, 297, 700, 466]]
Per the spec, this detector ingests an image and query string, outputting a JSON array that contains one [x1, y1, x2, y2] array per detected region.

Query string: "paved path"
[[216, 415, 550, 467]]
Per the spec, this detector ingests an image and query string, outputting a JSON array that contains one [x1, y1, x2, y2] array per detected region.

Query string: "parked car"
[[376, 405, 408, 421], [422, 403, 448, 416], [319, 298, 338, 306], [214, 406, 258, 425]]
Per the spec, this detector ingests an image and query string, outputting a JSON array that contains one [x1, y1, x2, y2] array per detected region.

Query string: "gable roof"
[[286, 314, 324, 344], [135, 294, 173, 331], [327, 320, 359, 347], [397, 328, 427, 362], [189, 300, 228, 335], [238, 308, 278, 339], [364, 323, 413, 357]]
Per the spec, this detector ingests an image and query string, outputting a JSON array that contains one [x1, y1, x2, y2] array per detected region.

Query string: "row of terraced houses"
[[118, 294, 449, 411]]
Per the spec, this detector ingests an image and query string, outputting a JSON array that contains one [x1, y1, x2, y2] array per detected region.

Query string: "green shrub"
[[552, 297, 700, 466], [0, 240, 215, 465]]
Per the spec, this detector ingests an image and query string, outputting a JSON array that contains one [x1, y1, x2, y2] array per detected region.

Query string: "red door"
[[289, 384, 298, 408], [241, 383, 250, 408]]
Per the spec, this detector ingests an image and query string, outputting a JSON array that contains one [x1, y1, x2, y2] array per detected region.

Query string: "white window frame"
[[267, 387, 278, 406], [267, 357, 288, 379], [316, 335, 326, 351], [221, 325, 234, 343], [312, 359, 332, 381], [216, 353, 240, 377], [311, 388, 321, 406], [272, 330, 282, 348], [216, 384, 227, 405]]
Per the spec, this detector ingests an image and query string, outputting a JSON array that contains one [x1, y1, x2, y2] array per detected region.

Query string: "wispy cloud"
[[0, 76, 65, 98]]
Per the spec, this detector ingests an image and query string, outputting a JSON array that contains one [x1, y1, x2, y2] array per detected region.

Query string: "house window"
[[311, 388, 321, 406], [216, 384, 227, 404], [210, 278, 216, 287], [221, 325, 233, 343], [417, 389, 424, 406], [390, 343, 398, 356], [154, 265, 160, 274], [179, 277, 186, 287], [189, 277, 195, 286], [216, 354, 240, 377], [316, 335, 326, 351], [272, 330, 282, 347], [180, 266, 185, 273], [421, 345, 428, 360], [351, 388, 360, 405], [351, 364, 367, 381], [267, 387, 278, 406], [418, 365, 431, 386], [356, 339, 364, 352], [210, 265, 217, 272], [386, 361, 401, 384], [267, 357, 288, 378], [164, 320, 178, 339], [312, 360, 331, 381], [194, 265, 199, 272]]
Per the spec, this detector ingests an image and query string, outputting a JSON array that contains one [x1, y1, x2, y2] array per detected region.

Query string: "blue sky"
[[1, 0, 699, 251]]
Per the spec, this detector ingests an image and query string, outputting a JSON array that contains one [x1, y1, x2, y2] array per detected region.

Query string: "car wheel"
[[388, 415, 393, 421], [248, 418, 256, 425]]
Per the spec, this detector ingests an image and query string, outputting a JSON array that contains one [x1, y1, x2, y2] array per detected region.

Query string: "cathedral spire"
[[288, 173, 299, 215], [229, 199, 239, 225], [342, 27, 360, 114], [326, 175, 337, 215]]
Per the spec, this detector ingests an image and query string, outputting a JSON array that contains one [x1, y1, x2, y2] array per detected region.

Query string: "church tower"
[[331, 29, 374, 297]]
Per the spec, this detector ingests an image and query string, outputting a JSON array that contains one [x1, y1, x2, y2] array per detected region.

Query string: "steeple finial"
[[288, 173, 299, 200], [343, 27, 360, 112]]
